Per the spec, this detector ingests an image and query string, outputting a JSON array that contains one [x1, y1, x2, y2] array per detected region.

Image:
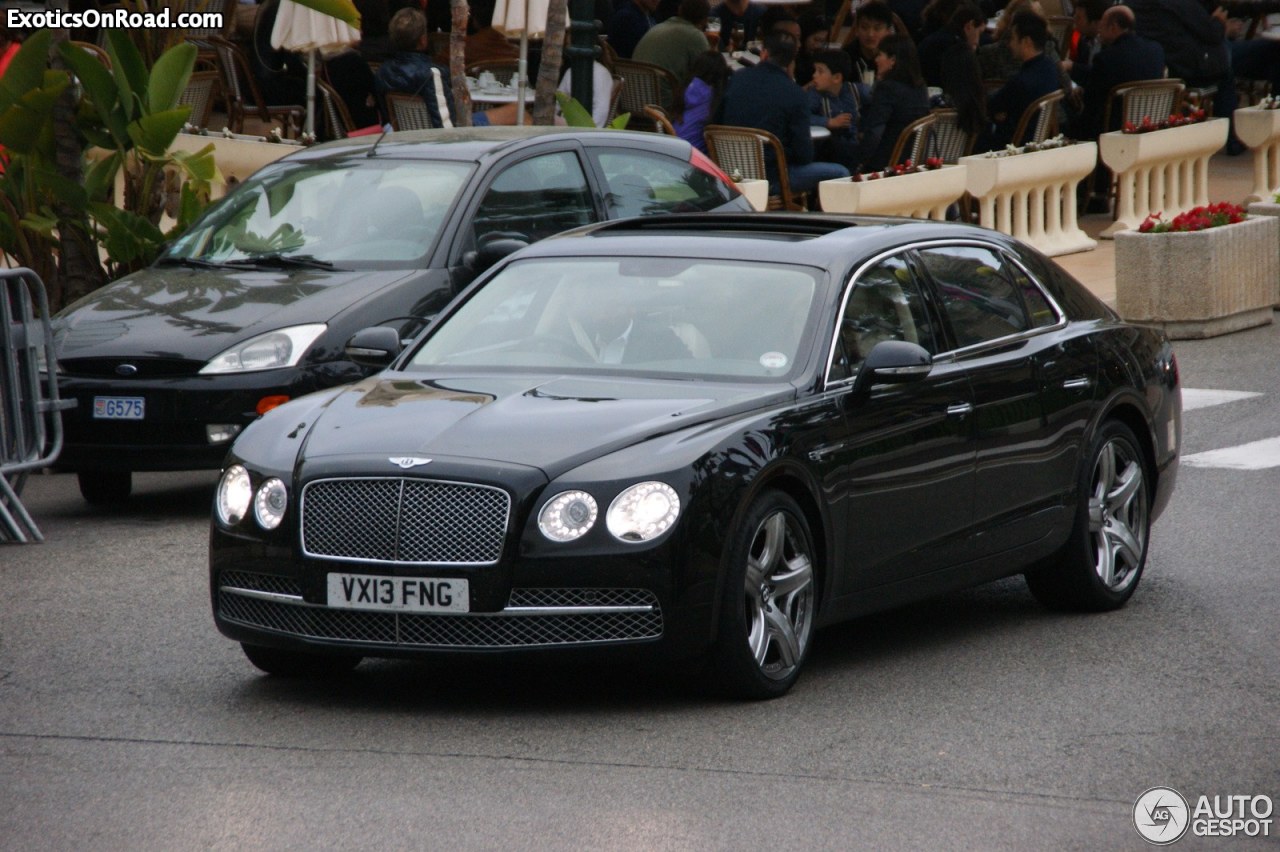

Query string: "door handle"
[[1062, 377, 1092, 391], [946, 402, 973, 417]]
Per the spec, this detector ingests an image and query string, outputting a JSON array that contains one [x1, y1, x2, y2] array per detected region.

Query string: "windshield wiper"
[[156, 256, 232, 270], [225, 253, 338, 270]]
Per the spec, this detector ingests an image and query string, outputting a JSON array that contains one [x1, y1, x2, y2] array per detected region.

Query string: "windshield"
[[409, 257, 821, 381], [165, 159, 473, 267]]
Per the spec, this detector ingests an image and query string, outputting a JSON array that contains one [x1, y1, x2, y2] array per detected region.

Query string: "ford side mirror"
[[463, 235, 529, 274], [345, 326, 402, 369], [851, 340, 933, 394]]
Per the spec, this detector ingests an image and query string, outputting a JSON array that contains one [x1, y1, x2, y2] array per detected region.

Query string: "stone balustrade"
[[957, 142, 1097, 256], [1234, 107, 1280, 204], [1098, 118, 1229, 238], [817, 165, 967, 219]]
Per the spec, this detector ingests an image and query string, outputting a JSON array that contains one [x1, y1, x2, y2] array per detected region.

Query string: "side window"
[[1005, 254, 1060, 328], [917, 246, 1032, 348], [593, 149, 734, 218], [472, 152, 596, 246], [829, 255, 938, 382]]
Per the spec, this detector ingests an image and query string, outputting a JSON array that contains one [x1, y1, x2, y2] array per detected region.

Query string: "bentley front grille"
[[217, 573, 663, 648], [301, 478, 510, 565]]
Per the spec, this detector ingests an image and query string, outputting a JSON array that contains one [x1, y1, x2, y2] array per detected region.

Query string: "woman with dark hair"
[[671, 50, 729, 154], [850, 33, 931, 171], [932, 2, 988, 140], [794, 11, 830, 86]]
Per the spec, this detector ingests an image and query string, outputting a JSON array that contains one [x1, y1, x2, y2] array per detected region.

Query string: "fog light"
[[256, 395, 290, 415], [206, 423, 243, 444]]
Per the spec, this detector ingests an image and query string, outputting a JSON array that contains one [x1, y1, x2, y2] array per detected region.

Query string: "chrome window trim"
[[299, 476, 512, 566]]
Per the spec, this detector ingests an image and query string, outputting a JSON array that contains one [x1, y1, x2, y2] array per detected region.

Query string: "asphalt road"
[[3, 322, 1279, 851]]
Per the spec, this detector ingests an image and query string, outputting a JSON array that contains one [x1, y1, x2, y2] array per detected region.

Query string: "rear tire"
[[77, 470, 132, 506], [707, 490, 818, 699], [1026, 420, 1151, 611], [241, 643, 363, 677]]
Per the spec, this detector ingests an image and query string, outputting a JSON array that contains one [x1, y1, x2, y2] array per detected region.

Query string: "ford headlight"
[[253, 477, 288, 530], [538, 490, 598, 542], [606, 482, 680, 543], [200, 324, 327, 374], [216, 465, 253, 526]]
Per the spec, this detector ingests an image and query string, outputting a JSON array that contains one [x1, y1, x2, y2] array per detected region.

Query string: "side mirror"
[[463, 235, 529, 274], [851, 340, 932, 394], [344, 326, 402, 369]]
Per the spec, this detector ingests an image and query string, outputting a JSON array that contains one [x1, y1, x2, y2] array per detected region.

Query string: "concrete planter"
[[1114, 214, 1279, 339], [959, 142, 1097, 256], [735, 179, 769, 212], [1099, 118, 1228, 237], [1246, 200, 1280, 307], [1234, 107, 1280, 203], [817, 165, 966, 219]]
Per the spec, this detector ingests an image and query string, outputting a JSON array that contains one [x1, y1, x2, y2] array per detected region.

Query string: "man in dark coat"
[[987, 11, 1061, 148], [1077, 5, 1165, 141], [720, 31, 850, 193], [1124, 0, 1236, 127]]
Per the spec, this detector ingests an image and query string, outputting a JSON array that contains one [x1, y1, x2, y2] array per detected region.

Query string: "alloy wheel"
[[743, 510, 815, 681], [1088, 438, 1148, 593]]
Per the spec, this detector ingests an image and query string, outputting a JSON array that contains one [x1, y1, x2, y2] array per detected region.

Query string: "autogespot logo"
[[1134, 787, 1191, 845]]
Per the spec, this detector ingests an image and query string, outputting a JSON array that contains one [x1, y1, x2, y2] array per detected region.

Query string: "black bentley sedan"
[[210, 214, 1180, 698], [52, 127, 749, 503]]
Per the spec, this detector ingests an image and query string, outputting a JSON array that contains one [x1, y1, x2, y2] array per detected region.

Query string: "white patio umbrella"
[[491, 0, 562, 124], [270, 0, 362, 139]]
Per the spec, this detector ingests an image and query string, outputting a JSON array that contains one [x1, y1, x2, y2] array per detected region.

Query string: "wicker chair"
[[1046, 16, 1074, 57], [886, 112, 937, 168], [386, 92, 434, 131], [614, 58, 678, 131], [207, 36, 303, 138], [1104, 78, 1185, 132], [178, 70, 220, 129], [643, 104, 676, 136], [1010, 89, 1064, 146], [316, 79, 356, 139], [703, 124, 807, 211], [606, 75, 625, 126], [927, 109, 976, 163]]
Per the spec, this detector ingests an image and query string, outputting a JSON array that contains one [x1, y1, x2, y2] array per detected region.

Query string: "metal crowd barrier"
[[1, 268, 74, 543]]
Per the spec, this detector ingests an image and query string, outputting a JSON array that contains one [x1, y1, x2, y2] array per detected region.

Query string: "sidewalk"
[[1053, 151, 1258, 306]]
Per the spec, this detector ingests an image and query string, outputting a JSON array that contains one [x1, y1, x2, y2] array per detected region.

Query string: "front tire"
[[1026, 420, 1151, 611], [241, 643, 363, 677], [708, 491, 818, 699], [77, 470, 131, 506]]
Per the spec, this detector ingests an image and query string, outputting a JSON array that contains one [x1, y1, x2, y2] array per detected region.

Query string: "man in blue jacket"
[[721, 31, 850, 195], [988, 11, 1061, 148], [375, 8, 457, 129]]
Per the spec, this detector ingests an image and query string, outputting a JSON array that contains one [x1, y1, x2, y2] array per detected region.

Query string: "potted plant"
[[818, 157, 967, 219], [1114, 202, 1279, 338]]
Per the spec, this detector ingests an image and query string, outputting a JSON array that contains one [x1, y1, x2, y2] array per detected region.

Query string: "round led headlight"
[[538, 490, 599, 542], [253, 477, 288, 530], [606, 482, 680, 543], [215, 465, 253, 526]]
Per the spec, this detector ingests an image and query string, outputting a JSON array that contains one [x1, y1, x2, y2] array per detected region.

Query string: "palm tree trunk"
[[450, 0, 472, 127], [533, 0, 569, 125]]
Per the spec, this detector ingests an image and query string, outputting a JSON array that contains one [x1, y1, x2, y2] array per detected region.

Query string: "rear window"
[[591, 149, 735, 218]]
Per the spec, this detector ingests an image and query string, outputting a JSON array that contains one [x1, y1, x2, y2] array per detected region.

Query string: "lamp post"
[[567, 0, 597, 112]]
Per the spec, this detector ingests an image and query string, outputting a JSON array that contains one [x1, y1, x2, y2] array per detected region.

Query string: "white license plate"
[[326, 573, 469, 613], [93, 396, 145, 420]]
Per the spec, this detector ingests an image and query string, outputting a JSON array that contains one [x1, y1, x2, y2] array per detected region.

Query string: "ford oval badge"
[[115, 363, 139, 376]]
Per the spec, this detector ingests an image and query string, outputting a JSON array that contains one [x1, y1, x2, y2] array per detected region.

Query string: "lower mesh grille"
[[217, 573, 663, 648]]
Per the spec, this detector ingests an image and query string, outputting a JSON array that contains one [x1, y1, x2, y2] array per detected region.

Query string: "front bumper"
[[56, 366, 341, 472]]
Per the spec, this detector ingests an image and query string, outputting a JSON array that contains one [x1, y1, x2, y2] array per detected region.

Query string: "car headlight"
[[199, 324, 327, 374], [253, 478, 288, 530], [606, 482, 680, 543], [216, 465, 252, 526], [538, 490, 598, 542]]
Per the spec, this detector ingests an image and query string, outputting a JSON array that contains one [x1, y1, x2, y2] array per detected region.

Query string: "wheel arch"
[[1097, 397, 1159, 501]]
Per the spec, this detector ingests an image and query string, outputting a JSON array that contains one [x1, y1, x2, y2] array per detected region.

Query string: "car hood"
[[297, 372, 793, 476], [55, 266, 416, 361]]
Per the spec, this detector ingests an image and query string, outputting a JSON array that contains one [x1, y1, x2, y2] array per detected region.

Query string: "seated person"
[[807, 49, 860, 171], [565, 286, 695, 364], [377, 8, 528, 128], [987, 10, 1061, 148], [850, 33, 931, 171]]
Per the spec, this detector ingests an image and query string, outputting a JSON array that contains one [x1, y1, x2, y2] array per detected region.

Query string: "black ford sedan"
[[210, 214, 1180, 698], [52, 127, 748, 503]]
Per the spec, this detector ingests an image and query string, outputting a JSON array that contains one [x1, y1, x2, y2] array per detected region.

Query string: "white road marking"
[[1183, 436, 1280, 470], [1181, 388, 1262, 411]]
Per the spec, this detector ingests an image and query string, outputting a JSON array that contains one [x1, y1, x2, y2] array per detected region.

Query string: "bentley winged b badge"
[[389, 457, 432, 469]]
